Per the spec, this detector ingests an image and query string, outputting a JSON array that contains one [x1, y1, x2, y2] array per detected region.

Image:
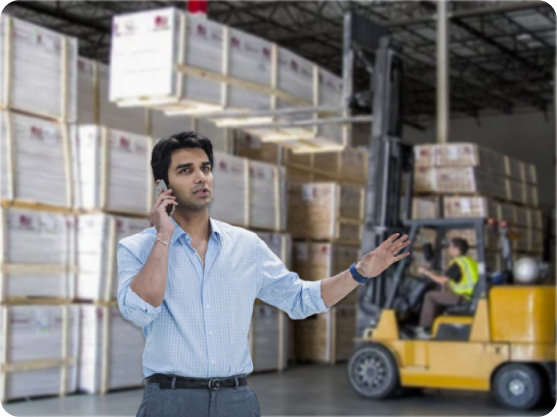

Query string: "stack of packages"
[[0, 15, 80, 402], [235, 131, 368, 186], [287, 178, 364, 364], [412, 143, 542, 274]]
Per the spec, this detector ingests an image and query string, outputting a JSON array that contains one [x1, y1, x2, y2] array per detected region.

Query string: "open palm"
[[357, 233, 410, 278]]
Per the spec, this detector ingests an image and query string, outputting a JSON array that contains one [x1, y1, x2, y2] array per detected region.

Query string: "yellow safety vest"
[[448, 256, 479, 300]]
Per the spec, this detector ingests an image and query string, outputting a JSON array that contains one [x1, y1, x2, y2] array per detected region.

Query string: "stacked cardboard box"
[[288, 183, 364, 244], [294, 305, 356, 364], [248, 304, 289, 372], [293, 242, 360, 305]]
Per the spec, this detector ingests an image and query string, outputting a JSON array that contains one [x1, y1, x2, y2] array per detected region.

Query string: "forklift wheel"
[[493, 363, 543, 410], [347, 344, 399, 400]]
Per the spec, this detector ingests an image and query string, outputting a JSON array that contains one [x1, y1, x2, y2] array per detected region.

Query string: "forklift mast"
[[343, 13, 414, 332]]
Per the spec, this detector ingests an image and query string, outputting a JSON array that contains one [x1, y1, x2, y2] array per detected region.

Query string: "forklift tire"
[[347, 344, 400, 400], [493, 363, 543, 410]]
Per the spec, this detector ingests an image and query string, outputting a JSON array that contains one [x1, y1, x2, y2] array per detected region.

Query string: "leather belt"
[[146, 373, 248, 391]]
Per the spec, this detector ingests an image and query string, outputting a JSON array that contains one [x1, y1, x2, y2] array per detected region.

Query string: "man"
[[415, 237, 479, 339], [117, 132, 410, 417]]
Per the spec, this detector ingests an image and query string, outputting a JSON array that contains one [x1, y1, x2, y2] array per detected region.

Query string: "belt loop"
[[142, 377, 148, 387], [234, 376, 239, 389], [171, 376, 176, 390]]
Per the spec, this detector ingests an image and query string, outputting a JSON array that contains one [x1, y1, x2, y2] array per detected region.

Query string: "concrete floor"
[[2, 363, 553, 416]]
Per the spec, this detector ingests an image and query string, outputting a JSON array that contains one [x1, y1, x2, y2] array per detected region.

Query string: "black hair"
[[150, 131, 213, 186], [450, 237, 469, 256]]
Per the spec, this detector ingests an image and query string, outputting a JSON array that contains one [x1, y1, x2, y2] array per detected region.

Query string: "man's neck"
[[172, 208, 211, 242]]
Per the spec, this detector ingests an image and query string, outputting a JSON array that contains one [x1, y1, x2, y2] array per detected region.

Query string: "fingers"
[[379, 233, 400, 249], [390, 236, 411, 254], [155, 189, 175, 207], [157, 197, 178, 211], [393, 252, 410, 262]]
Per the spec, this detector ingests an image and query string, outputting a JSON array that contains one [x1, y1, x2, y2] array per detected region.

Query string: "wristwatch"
[[349, 262, 370, 284]]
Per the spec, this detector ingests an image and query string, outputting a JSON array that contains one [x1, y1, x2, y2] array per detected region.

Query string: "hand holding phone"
[[150, 180, 178, 240]]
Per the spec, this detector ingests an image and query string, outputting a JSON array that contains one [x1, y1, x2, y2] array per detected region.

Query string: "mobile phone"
[[156, 180, 175, 217]]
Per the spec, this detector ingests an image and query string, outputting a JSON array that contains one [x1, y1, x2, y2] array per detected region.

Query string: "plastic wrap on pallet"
[[444, 196, 499, 219], [1, 208, 76, 299], [0, 16, 78, 123], [249, 160, 285, 231], [98, 64, 148, 135], [0, 305, 79, 401], [209, 152, 248, 227], [1, 111, 72, 207], [255, 232, 292, 269], [294, 305, 355, 364], [249, 304, 288, 372], [77, 58, 97, 125], [77, 214, 150, 301], [293, 243, 360, 305], [78, 305, 145, 394], [288, 183, 363, 242], [71, 125, 152, 214], [109, 8, 344, 150]]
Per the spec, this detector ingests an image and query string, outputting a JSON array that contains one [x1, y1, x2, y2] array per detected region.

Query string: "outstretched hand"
[[356, 234, 411, 278]]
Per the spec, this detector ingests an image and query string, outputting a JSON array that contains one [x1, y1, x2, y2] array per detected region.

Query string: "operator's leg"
[[419, 291, 462, 329]]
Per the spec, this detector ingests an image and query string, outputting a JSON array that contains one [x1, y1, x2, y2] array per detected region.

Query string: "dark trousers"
[[136, 374, 260, 417], [419, 290, 464, 328]]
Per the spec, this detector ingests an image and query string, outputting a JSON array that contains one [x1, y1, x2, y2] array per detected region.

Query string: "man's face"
[[448, 244, 460, 258], [165, 148, 213, 211]]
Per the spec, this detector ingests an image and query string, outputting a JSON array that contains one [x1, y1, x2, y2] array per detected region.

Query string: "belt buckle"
[[208, 378, 220, 391]]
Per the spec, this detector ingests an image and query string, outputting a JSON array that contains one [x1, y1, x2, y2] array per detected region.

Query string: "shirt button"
[[209, 331, 213, 335], [206, 305, 210, 308], [212, 360, 215, 364]]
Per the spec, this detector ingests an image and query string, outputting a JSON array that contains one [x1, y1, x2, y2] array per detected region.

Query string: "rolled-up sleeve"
[[255, 237, 330, 320], [116, 242, 162, 328]]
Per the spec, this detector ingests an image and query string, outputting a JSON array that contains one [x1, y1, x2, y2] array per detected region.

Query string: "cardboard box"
[[436, 167, 506, 199], [288, 183, 364, 243], [504, 156, 526, 181], [446, 228, 500, 250], [413, 167, 437, 193], [249, 160, 286, 231], [294, 305, 356, 364], [414, 144, 436, 167], [293, 242, 360, 305], [412, 197, 440, 219], [255, 232, 292, 269], [434, 143, 506, 174], [249, 304, 289, 372], [444, 197, 499, 220], [413, 229, 437, 249]]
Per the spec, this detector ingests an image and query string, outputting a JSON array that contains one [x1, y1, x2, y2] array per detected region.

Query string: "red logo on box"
[[231, 37, 241, 48], [197, 24, 207, 36]]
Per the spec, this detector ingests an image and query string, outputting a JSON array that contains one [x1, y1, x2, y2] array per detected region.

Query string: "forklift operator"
[[415, 238, 479, 339]]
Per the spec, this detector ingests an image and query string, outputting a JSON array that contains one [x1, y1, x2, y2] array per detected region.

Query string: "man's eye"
[[180, 169, 189, 173]]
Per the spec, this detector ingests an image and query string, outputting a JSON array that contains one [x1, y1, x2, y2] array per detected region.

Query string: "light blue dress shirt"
[[116, 216, 330, 379]]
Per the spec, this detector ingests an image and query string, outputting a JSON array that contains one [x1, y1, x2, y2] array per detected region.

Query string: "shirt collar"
[[168, 217, 224, 246]]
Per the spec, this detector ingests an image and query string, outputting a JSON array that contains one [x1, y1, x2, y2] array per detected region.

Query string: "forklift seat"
[[444, 282, 482, 316]]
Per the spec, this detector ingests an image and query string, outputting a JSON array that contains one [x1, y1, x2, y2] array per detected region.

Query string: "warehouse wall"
[[401, 112, 555, 207]]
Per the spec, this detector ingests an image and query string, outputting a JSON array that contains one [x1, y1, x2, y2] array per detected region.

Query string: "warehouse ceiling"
[[4, 0, 555, 128]]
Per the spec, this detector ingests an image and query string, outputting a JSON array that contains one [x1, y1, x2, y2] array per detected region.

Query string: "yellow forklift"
[[343, 15, 556, 411]]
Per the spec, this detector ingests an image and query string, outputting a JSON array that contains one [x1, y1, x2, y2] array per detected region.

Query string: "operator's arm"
[[419, 264, 461, 286]]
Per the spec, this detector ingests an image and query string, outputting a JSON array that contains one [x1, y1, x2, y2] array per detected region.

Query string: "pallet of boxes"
[[287, 165, 366, 365], [412, 143, 542, 276], [0, 15, 82, 402]]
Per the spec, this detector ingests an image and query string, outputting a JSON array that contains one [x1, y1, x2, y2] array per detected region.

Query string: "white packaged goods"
[[413, 167, 437, 192], [71, 125, 153, 214], [0, 208, 76, 300], [0, 16, 77, 123], [0, 111, 72, 207], [435, 143, 506, 174], [249, 304, 288, 372], [150, 109, 192, 140], [436, 167, 506, 199], [79, 305, 145, 394], [412, 197, 440, 219], [77, 214, 150, 301], [0, 305, 79, 401], [77, 58, 97, 125], [109, 8, 344, 152], [414, 144, 436, 167], [249, 161, 286, 231], [255, 232, 292, 269], [77, 58, 148, 135], [210, 152, 248, 227], [504, 157, 525, 181]]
